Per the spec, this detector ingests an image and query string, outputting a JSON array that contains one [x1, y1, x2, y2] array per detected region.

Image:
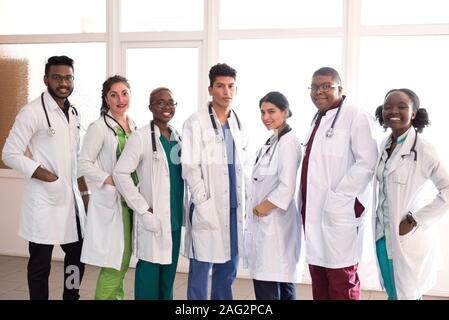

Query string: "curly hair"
[[208, 63, 236, 87], [374, 88, 430, 133]]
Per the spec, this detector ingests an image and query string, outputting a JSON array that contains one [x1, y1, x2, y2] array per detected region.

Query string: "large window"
[[0, 43, 106, 136], [120, 0, 203, 32], [0, 0, 105, 34], [125, 46, 199, 130], [220, 38, 342, 154], [360, 36, 449, 146], [220, 0, 342, 29], [361, 0, 449, 25]]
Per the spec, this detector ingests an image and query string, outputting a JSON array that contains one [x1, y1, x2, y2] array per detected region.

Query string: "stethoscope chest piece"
[[47, 128, 56, 136], [325, 128, 334, 138]]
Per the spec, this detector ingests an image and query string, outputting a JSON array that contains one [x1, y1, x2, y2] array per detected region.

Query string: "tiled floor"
[[0, 255, 448, 300]]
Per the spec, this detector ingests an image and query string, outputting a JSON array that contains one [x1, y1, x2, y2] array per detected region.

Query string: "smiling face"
[[149, 89, 175, 125], [104, 82, 131, 118], [260, 102, 288, 131], [44, 65, 74, 106], [382, 91, 417, 137], [310, 75, 342, 113]]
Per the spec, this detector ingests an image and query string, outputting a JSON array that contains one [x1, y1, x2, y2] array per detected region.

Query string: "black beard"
[[47, 86, 73, 101]]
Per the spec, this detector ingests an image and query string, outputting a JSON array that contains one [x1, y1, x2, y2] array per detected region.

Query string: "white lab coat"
[[2, 90, 86, 244], [245, 130, 302, 283], [113, 123, 187, 265], [78, 113, 137, 270], [373, 129, 449, 299], [300, 99, 378, 268], [181, 107, 248, 263]]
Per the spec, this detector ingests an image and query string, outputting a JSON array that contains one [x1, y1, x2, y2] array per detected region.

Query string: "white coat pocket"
[[192, 198, 219, 230], [41, 178, 65, 206], [321, 129, 347, 158], [89, 184, 118, 223], [93, 184, 118, 209], [141, 213, 162, 235], [323, 191, 356, 226], [392, 164, 410, 185]]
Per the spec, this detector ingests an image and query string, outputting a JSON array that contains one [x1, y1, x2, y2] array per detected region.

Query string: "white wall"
[[2, 168, 449, 297]]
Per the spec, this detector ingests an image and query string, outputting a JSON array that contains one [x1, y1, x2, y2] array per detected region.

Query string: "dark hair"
[[312, 67, 341, 84], [100, 75, 130, 116], [45, 56, 74, 75], [149, 87, 173, 105], [209, 63, 236, 87], [259, 91, 292, 117], [374, 88, 430, 133]]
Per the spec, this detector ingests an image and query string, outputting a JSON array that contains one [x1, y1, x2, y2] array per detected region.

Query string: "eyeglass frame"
[[149, 100, 178, 109], [50, 74, 74, 82], [308, 83, 340, 93]]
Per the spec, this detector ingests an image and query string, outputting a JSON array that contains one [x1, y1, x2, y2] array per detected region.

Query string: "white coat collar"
[[384, 127, 416, 175], [150, 121, 181, 143], [43, 90, 69, 112], [104, 110, 137, 132]]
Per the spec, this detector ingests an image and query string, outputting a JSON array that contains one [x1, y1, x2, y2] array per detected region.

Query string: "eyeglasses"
[[150, 101, 178, 109], [308, 83, 339, 93], [50, 74, 74, 82]]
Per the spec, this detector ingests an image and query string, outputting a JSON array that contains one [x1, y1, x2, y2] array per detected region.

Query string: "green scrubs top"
[[159, 134, 183, 231]]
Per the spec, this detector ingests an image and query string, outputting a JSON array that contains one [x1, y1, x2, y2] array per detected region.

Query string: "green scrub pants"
[[94, 201, 132, 300], [376, 237, 398, 300], [134, 229, 181, 300]]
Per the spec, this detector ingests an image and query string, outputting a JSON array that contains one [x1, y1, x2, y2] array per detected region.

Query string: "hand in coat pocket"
[[141, 213, 161, 234]]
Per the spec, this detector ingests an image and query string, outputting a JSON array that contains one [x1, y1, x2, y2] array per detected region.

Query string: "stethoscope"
[[208, 103, 241, 142], [150, 120, 182, 161], [253, 125, 292, 181], [103, 113, 137, 153], [400, 128, 418, 162], [310, 103, 343, 139], [41, 92, 79, 136], [104, 113, 126, 136]]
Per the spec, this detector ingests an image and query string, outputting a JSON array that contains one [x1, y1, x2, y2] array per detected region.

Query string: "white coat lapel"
[[151, 124, 169, 170], [387, 129, 416, 175]]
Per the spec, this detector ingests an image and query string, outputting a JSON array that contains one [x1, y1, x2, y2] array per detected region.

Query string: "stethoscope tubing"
[[150, 120, 182, 161], [208, 103, 241, 141], [41, 92, 79, 135]]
